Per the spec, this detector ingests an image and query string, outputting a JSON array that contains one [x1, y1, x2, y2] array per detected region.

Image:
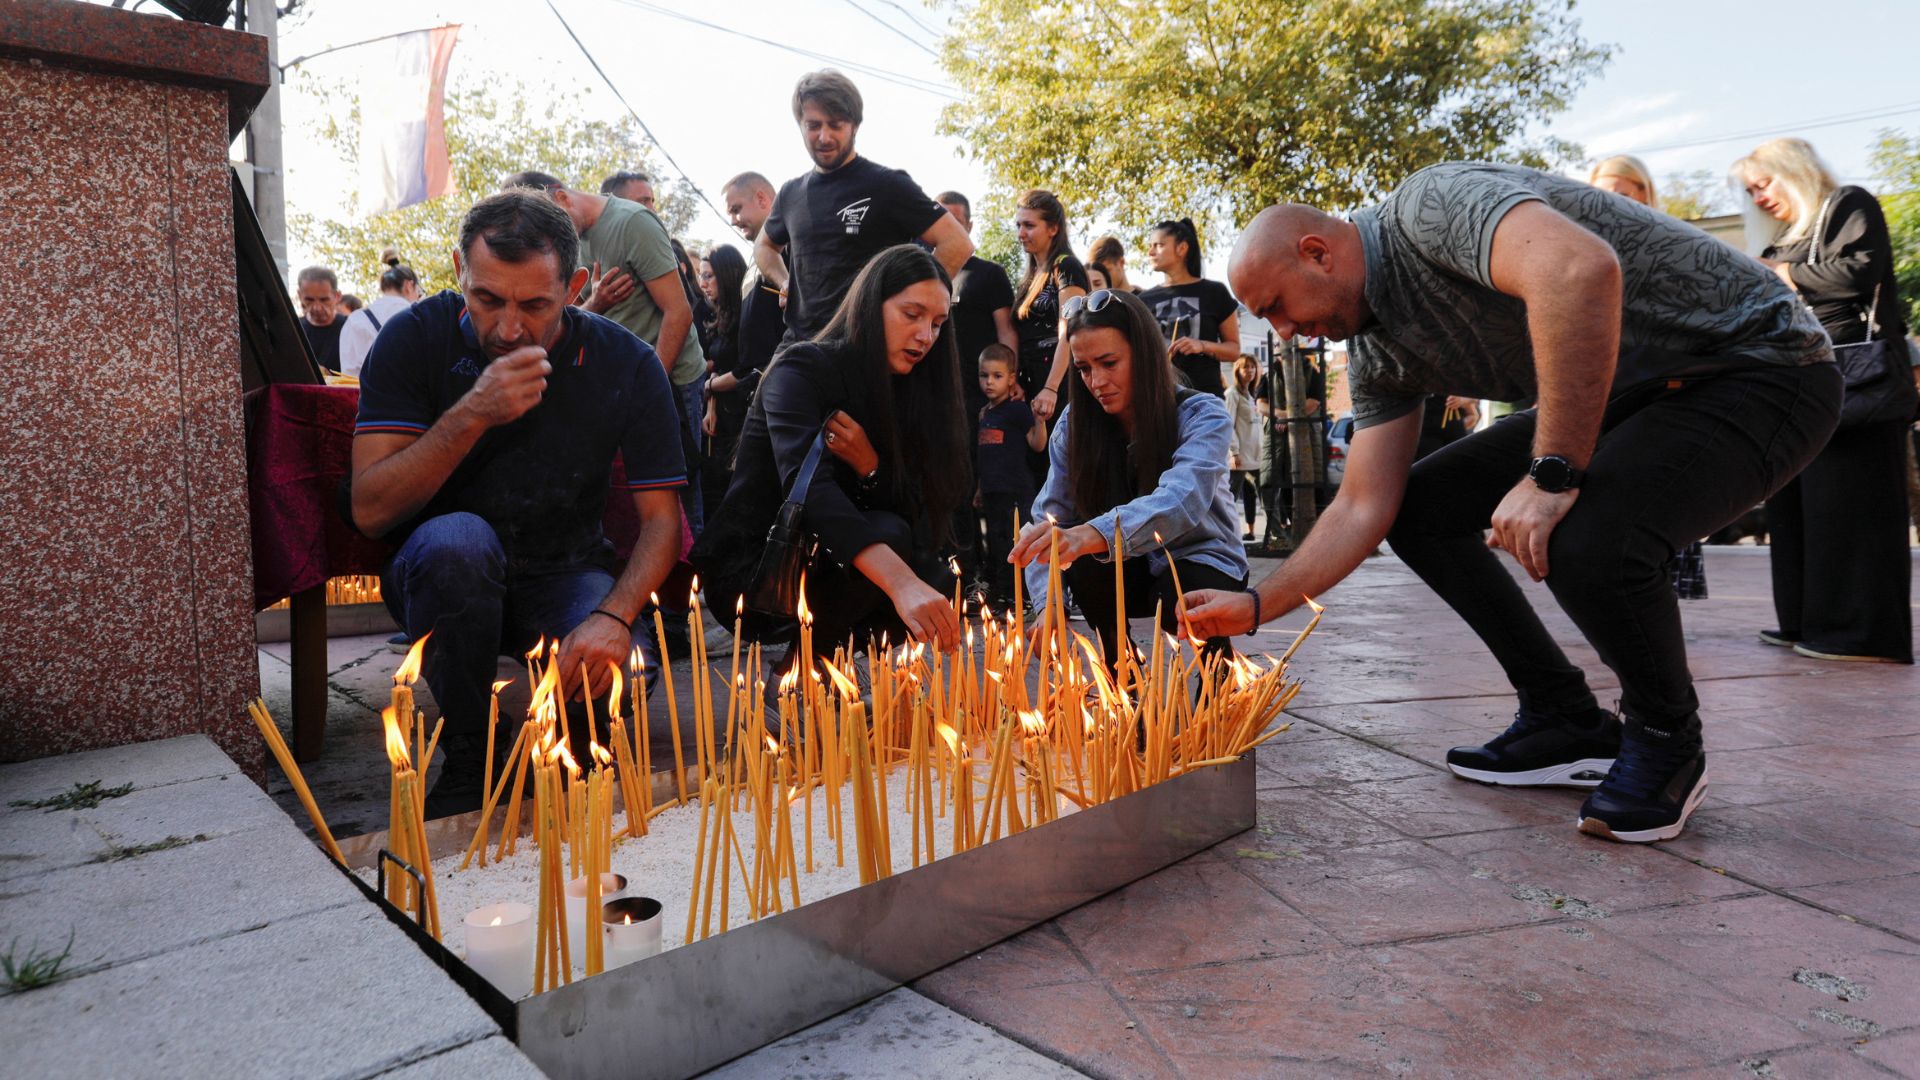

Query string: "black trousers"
[[1065, 555, 1248, 670], [777, 510, 938, 673], [980, 491, 1028, 603], [1386, 363, 1842, 727], [1230, 469, 1259, 534], [1768, 418, 1914, 662]]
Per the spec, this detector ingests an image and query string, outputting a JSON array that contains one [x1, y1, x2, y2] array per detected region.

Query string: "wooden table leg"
[[291, 584, 328, 762]]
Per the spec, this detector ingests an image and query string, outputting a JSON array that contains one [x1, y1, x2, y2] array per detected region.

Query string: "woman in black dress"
[[1738, 137, 1913, 663], [692, 245, 971, 678], [1012, 189, 1089, 425], [699, 245, 750, 520]]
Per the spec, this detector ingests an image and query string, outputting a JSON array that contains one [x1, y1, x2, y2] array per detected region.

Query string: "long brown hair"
[[1063, 290, 1180, 520], [809, 244, 970, 543], [1015, 189, 1073, 320]]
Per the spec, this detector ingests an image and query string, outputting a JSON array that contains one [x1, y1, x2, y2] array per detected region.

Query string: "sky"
[[268, 0, 1920, 289]]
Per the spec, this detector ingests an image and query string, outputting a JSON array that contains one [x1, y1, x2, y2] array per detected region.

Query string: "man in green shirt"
[[504, 169, 708, 531]]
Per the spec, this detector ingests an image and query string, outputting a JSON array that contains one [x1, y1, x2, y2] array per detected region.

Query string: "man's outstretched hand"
[[1180, 588, 1258, 639], [1487, 479, 1579, 581], [556, 611, 631, 702]]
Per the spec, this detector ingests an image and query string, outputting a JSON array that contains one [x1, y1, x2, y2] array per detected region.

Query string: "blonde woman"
[[1224, 355, 1265, 538], [1588, 155, 1658, 208], [1736, 137, 1912, 663]]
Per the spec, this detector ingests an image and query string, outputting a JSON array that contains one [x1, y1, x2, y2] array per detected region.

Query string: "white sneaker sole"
[[1447, 758, 1614, 788], [1576, 768, 1710, 844]]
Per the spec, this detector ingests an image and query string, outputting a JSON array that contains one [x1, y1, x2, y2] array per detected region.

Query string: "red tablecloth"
[[247, 383, 687, 611]]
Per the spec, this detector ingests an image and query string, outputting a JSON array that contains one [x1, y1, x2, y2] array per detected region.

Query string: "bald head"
[[1228, 203, 1368, 341]]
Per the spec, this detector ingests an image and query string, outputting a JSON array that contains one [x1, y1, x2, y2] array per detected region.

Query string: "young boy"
[[975, 343, 1048, 611]]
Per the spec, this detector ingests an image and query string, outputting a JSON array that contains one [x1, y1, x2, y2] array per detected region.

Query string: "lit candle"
[[463, 903, 534, 999], [564, 872, 627, 974], [602, 897, 663, 969]]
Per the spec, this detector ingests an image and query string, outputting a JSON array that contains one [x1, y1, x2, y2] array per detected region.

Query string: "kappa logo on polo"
[[451, 356, 483, 377], [837, 197, 872, 234]]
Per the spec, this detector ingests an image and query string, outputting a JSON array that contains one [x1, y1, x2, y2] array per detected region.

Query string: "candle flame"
[[819, 658, 861, 701], [735, 595, 744, 617], [949, 556, 961, 576], [489, 915, 502, 927], [490, 679, 511, 695], [525, 637, 546, 663], [392, 631, 432, 685], [381, 707, 410, 769], [764, 735, 778, 754], [1305, 596, 1325, 615], [795, 573, 812, 625], [623, 914, 633, 925], [1017, 709, 1046, 736], [934, 720, 960, 756], [778, 666, 800, 693], [631, 645, 647, 671], [556, 742, 579, 775], [606, 661, 625, 717], [1153, 530, 1165, 545], [592, 743, 612, 767]]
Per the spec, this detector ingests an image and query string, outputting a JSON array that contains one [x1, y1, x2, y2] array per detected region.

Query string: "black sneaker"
[[1446, 707, 1620, 788], [1577, 736, 1707, 843], [422, 766, 484, 820]]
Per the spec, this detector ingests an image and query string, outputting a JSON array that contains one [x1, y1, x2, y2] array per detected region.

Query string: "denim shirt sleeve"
[[1085, 394, 1233, 559]]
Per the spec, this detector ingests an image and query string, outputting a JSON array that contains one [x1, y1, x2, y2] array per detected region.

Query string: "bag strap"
[[365, 308, 383, 331], [781, 430, 829, 510]]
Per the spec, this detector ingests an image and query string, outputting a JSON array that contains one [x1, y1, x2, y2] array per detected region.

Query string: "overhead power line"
[[1622, 100, 1920, 156], [840, 0, 938, 57], [543, 0, 736, 233], [610, 0, 961, 101], [872, 0, 946, 38]]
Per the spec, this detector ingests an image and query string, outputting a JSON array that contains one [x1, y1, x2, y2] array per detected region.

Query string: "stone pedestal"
[[0, 1, 271, 770]]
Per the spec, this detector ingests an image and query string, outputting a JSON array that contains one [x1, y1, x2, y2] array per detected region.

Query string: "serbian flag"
[[357, 25, 460, 216]]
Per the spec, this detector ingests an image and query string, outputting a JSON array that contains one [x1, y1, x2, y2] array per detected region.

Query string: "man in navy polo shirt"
[[351, 189, 686, 816]]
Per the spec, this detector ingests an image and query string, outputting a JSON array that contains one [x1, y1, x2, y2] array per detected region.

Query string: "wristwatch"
[[1527, 455, 1584, 493]]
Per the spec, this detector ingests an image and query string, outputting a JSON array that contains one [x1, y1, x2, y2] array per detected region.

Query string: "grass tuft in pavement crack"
[[9, 780, 134, 813], [2, 930, 76, 992], [93, 834, 212, 863]]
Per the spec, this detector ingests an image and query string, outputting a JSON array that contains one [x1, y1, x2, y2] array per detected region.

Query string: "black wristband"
[[1245, 589, 1261, 636], [1039, 384, 1059, 396], [589, 608, 632, 632]]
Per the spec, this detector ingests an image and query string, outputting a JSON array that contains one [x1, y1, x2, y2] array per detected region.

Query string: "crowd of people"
[[303, 69, 1914, 845]]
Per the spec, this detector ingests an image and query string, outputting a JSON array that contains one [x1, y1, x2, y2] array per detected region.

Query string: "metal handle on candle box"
[[375, 848, 427, 926]]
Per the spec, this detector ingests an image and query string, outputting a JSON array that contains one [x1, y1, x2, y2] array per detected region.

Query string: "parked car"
[[1324, 416, 1354, 487]]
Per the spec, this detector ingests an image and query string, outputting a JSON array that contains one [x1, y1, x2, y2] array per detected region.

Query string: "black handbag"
[[1808, 195, 1920, 429], [744, 429, 828, 617]]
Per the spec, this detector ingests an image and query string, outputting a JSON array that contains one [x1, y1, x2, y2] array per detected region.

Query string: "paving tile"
[[1600, 894, 1920, 1039], [1427, 825, 1753, 916], [1245, 787, 1403, 855], [0, 800, 114, 882], [1852, 1029, 1920, 1075], [1230, 838, 1553, 946], [1389, 920, 1819, 1075], [78, 771, 291, 849], [1107, 948, 1457, 1079], [1329, 771, 1577, 839], [2, 904, 500, 1080], [1664, 799, 1920, 889], [369, 1036, 545, 1079], [1251, 734, 1434, 791], [1655, 1043, 1902, 1080], [0, 733, 236, 806], [920, 971, 1177, 1080], [704, 988, 1087, 1080], [914, 921, 1093, 1001], [0, 828, 362, 978], [1056, 860, 1328, 977], [1790, 873, 1920, 940]]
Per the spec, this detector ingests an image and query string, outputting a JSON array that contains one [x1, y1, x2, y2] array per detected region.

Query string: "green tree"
[[291, 73, 694, 296], [1658, 169, 1734, 221], [1870, 128, 1920, 334], [939, 0, 1611, 244]]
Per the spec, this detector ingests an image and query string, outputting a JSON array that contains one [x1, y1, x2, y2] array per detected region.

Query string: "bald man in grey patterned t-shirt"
[[1184, 162, 1841, 845]]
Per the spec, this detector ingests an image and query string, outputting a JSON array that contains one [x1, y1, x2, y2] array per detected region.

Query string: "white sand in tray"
[[372, 759, 1077, 979]]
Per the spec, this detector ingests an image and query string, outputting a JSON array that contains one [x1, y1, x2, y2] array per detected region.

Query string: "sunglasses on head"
[[1061, 289, 1121, 320]]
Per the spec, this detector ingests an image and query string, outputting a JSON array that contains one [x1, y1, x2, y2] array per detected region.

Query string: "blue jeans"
[[381, 513, 656, 757], [677, 378, 706, 536]]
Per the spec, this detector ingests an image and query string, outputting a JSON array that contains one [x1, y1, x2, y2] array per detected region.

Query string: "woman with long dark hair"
[[1013, 189, 1089, 424], [1738, 137, 1913, 663], [1139, 218, 1240, 397], [700, 245, 750, 519], [693, 244, 971, 676], [1010, 290, 1249, 670]]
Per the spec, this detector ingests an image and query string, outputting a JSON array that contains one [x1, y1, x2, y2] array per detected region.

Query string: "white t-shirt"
[[338, 293, 413, 377]]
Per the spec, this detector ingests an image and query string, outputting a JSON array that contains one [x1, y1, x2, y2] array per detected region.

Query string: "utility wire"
[[1622, 100, 1920, 156], [544, 0, 735, 233], [841, 0, 938, 57], [872, 0, 945, 38], [610, 0, 961, 100]]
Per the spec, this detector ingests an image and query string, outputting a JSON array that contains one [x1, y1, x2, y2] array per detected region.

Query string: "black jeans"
[[1065, 555, 1248, 670], [1768, 418, 1914, 661], [1385, 363, 1842, 728], [1231, 469, 1259, 534]]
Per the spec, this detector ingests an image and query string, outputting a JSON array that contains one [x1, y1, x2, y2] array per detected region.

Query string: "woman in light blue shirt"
[[1011, 289, 1250, 671]]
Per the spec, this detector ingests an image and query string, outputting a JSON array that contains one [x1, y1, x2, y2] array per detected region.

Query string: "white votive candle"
[[463, 903, 534, 1000], [602, 896, 663, 969], [564, 873, 628, 971]]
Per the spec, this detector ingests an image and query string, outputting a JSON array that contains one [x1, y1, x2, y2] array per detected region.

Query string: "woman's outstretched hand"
[[890, 578, 960, 650], [1008, 519, 1106, 569]]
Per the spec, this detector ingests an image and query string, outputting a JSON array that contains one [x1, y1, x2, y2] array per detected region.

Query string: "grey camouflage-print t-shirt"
[[1346, 162, 1831, 429]]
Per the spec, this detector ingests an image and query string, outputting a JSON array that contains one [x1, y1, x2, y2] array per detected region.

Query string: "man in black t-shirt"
[[756, 70, 973, 345], [934, 192, 1018, 418], [296, 265, 345, 371], [351, 190, 686, 817]]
